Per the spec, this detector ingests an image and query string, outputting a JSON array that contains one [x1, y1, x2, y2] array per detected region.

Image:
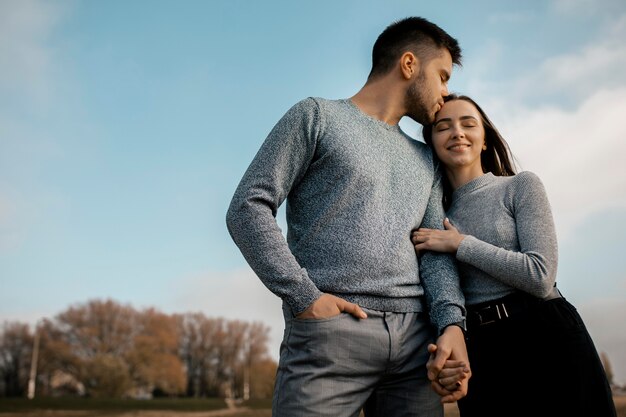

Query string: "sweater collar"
[[451, 172, 496, 203], [343, 99, 403, 132]]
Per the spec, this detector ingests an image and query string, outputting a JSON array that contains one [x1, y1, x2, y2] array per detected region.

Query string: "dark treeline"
[[0, 299, 277, 399]]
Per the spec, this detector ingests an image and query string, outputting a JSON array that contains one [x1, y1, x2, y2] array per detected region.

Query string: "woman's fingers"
[[442, 360, 468, 369]]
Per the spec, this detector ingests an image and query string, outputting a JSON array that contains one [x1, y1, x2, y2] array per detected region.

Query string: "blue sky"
[[2, 0, 626, 384]]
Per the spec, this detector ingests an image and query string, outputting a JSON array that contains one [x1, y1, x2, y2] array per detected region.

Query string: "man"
[[226, 16, 470, 417]]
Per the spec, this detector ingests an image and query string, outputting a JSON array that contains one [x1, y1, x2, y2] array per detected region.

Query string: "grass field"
[[0, 396, 624, 416]]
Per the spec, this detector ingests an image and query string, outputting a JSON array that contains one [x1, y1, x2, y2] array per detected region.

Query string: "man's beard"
[[404, 74, 433, 125]]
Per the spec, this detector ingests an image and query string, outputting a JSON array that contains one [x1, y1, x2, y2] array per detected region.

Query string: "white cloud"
[[552, 0, 597, 14], [465, 11, 626, 107], [165, 267, 284, 360], [486, 11, 532, 25], [471, 11, 626, 241], [0, 0, 72, 254], [490, 88, 626, 240], [0, 187, 25, 251], [608, 13, 626, 36], [552, 0, 625, 16], [577, 297, 626, 385], [466, 10, 626, 385], [518, 43, 626, 101], [0, 310, 51, 329], [0, 0, 68, 106]]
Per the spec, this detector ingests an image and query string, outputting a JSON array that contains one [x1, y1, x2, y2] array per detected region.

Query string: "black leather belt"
[[467, 288, 561, 329]]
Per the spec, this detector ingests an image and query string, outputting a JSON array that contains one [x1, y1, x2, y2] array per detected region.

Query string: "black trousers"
[[458, 296, 616, 417]]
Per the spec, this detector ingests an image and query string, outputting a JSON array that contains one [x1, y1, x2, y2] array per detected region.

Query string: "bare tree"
[[53, 299, 137, 358], [176, 315, 275, 398], [241, 321, 272, 399], [2, 300, 277, 398], [0, 322, 33, 397], [176, 313, 226, 397]]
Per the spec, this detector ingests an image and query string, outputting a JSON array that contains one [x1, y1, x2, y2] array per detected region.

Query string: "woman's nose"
[[451, 125, 465, 138]]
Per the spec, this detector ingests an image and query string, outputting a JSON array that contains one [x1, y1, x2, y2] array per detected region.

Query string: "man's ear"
[[400, 52, 420, 80]]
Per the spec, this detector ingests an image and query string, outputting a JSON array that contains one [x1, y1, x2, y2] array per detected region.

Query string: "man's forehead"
[[427, 49, 453, 71]]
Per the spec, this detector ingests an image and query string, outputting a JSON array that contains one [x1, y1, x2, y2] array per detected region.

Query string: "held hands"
[[296, 293, 367, 320], [426, 325, 471, 403], [412, 218, 465, 254]]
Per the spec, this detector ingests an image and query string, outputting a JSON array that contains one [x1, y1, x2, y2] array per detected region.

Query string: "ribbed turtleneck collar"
[[451, 172, 496, 203]]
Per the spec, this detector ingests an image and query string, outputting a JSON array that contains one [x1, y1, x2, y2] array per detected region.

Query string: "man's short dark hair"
[[368, 16, 462, 80]]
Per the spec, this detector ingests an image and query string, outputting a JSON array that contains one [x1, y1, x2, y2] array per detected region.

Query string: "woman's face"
[[430, 99, 486, 173]]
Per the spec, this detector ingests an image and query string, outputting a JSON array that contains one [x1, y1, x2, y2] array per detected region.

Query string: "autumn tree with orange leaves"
[[0, 299, 276, 399]]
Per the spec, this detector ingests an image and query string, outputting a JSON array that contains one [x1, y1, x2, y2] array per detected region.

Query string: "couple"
[[226, 16, 616, 417]]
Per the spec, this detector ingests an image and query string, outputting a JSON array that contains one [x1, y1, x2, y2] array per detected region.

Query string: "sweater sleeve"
[[419, 161, 466, 333], [456, 171, 558, 298], [225, 98, 323, 314]]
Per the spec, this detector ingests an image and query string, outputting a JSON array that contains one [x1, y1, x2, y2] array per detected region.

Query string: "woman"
[[412, 94, 616, 417]]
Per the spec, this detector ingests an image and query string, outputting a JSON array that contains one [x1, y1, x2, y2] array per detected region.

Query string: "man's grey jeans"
[[272, 304, 443, 417]]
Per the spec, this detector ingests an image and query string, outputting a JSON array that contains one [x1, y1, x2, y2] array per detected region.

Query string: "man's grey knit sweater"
[[226, 97, 464, 332], [447, 172, 559, 306]]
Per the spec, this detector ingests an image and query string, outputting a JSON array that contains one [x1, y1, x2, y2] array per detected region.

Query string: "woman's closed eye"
[[435, 123, 451, 132]]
